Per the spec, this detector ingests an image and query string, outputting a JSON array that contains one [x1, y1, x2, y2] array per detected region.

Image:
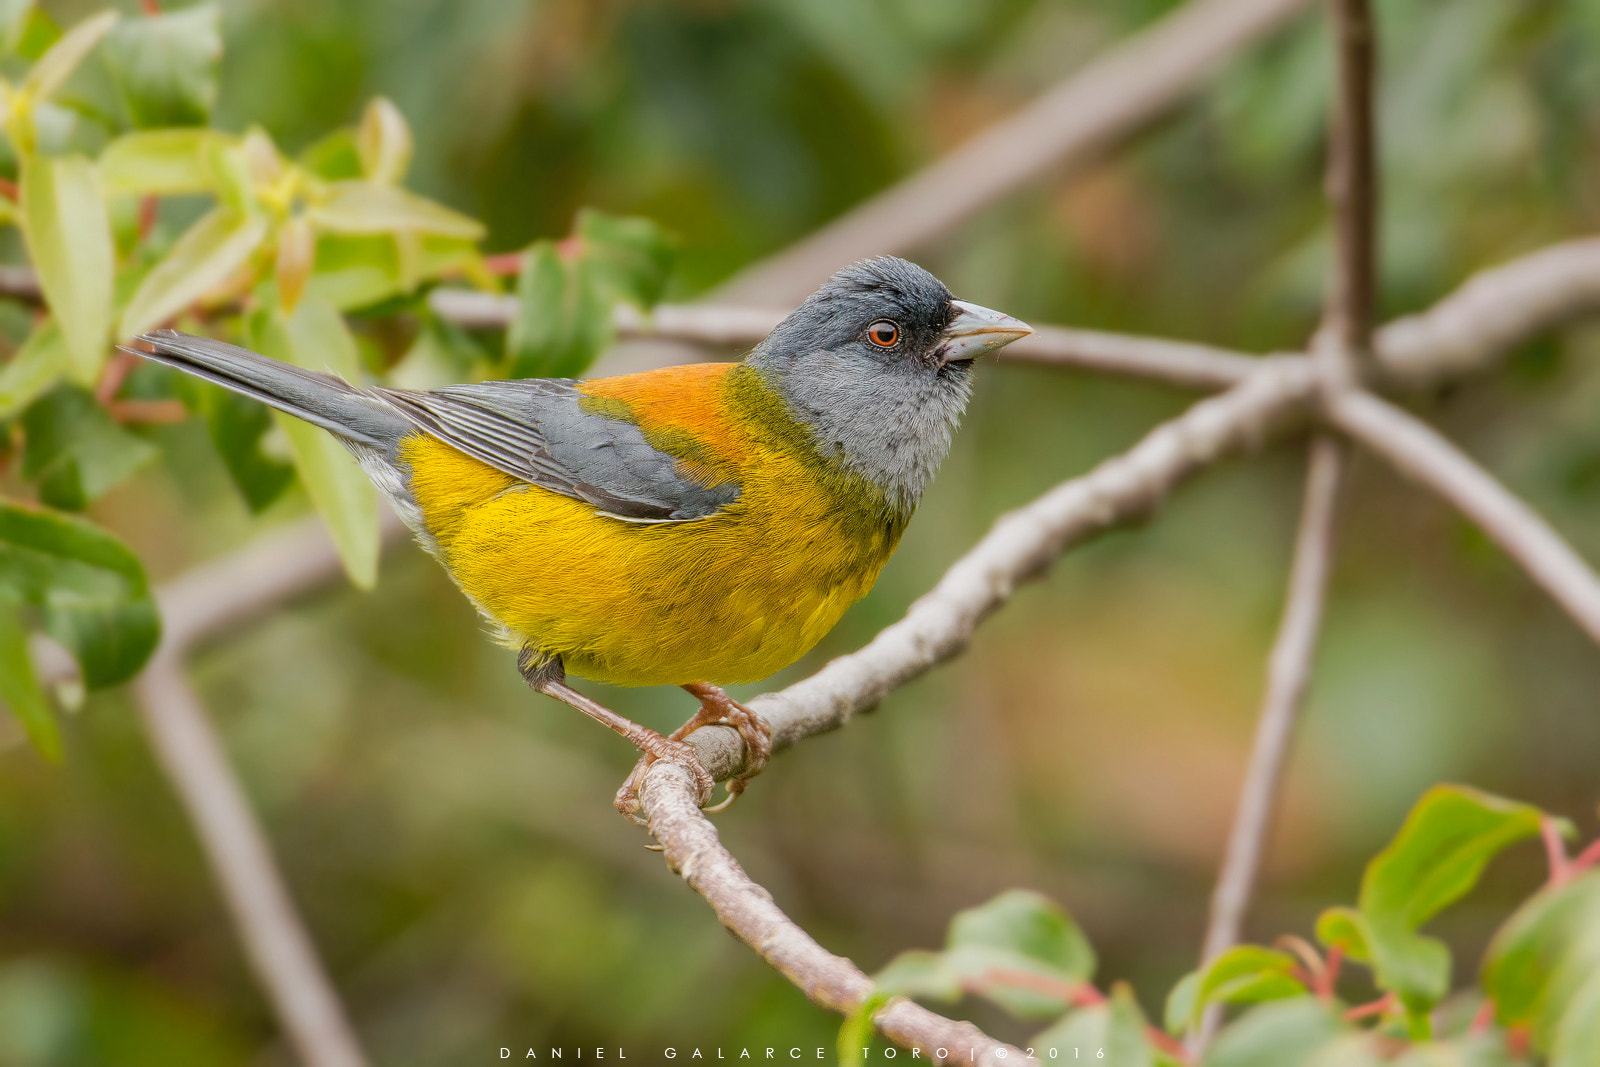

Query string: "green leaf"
[[1550, 970, 1600, 1067], [101, 4, 221, 128], [98, 128, 226, 196], [204, 386, 294, 513], [0, 317, 67, 418], [356, 96, 412, 186], [0, 0, 33, 47], [837, 992, 890, 1067], [872, 949, 961, 1003], [307, 181, 484, 241], [297, 127, 363, 181], [19, 153, 113, 383], [948, 889, 1097, 980], [21, 385, 159, 511], [1029, 985, 1152, 1067], [249, 300, 378, 588], [0, 502, 159, 688], [1188, 946, 1308, 1028], [118, 206, 270, 339], [1482, 870, 1600, 1050], [1315, 907, 1371, 963], [506, 240, 612, 379], [18, 9, 116, 103], [0, 597, 60, 759], [1342, 786, 1547, 1016], [1204, 998, 1349, 1067], [1165, 971, 1200, 1035], [942, 889, 1097, 1019], [1362, 787, 1548, 928], [574, 208, 675, 307]]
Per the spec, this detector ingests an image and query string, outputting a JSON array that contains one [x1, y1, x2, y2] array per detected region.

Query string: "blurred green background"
[[5, 0, 1600, 1061]]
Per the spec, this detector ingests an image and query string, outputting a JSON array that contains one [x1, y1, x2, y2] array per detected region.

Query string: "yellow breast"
[[398, 363, 904, 687]]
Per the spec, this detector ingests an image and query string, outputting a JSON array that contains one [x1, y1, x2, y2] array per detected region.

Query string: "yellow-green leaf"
[[19, 9, 116, 102], [118, 206, 269, 339], [308, 181, 484, 240], [0, 597, 61, 761], [251, 298, 377, 588], [98, 127, 226, 196], [19, 153, 113, 383], [356, 96, 411, 186], [0, 317, 67, 418]]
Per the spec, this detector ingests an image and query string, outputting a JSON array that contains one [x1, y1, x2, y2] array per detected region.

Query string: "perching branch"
[[638, 760, 1025, 1067], [665, 358, 1320, 783], [710, 0, 1317, 307]]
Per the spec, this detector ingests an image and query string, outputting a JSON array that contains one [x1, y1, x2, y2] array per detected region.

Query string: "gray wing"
[[374, 379, 739, 522]]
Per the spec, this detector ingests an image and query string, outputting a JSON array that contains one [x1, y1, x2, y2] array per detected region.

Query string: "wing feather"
[[375, 379, 739, 522]]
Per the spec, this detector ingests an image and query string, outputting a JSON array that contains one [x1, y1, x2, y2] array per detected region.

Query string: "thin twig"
[[132, 658, 367, 1067], [711, 0, 1315, 306], [638, 761, 1024, 1066], [1002, 326, 1267, 389], [1327, 390, 1600, 647], [1325, 0, 1378, 369], [1197, 435, 1345, 1039], [1196, 0, 1376, 1048]]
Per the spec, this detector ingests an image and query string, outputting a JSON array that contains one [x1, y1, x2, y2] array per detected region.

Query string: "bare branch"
[[132, 658, 368, 1067], [1375, 238, 1600, 388], [1328, 390, 1600, 647], [712, 0, 1315, 306], [1199, 436, 1344, 976], [0, 264, 43, 305], [1324, 0, 1378, 366], [1002, 326, 1266, 389], [1195, 2, 1373, 1048], [638, 760, 1025, 1066]]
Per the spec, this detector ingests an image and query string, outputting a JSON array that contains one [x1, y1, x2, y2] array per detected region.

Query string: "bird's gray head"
[[746, 256, 1031, 513]]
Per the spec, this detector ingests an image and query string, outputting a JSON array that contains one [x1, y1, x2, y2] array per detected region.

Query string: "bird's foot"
[[612, 731, 716, 827], [676, 683, 772, 811], [615, 684, 771, 818]]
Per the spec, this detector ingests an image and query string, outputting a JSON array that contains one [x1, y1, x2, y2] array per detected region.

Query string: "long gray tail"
[[127, 329, 409, 450]]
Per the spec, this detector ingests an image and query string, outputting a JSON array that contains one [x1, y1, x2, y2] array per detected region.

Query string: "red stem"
[[1543, 815, 1571, 887], [138, 196, 158, 242], [96, 349, 140, 405], [0, 176, 17, 200], [1469, 998, 1496, 1035], [140, 0, 160, 14], [1571, 837, 1600, 875], [1343, 992, 1397, 1022], [483, 252, 523, 276]]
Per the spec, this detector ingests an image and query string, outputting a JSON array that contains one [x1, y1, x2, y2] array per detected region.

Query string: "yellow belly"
[[398, 434, 900, 686]]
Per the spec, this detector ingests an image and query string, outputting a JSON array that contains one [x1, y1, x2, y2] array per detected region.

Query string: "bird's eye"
[[867, 320, 900, 347]]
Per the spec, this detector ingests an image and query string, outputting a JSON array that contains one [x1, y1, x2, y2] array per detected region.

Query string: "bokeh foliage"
[[1, 0, 1599, 1064]]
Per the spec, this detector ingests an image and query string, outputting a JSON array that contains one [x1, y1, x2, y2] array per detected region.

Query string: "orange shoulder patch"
[[578, 362, 747, 471]]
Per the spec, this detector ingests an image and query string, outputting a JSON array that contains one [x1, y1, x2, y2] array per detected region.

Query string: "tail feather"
[[127, 329, 408, 449]]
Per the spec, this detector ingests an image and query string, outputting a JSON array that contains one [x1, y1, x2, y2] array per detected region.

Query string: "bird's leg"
[[614, 683, 772, 816], [519, 651, 714, 823]]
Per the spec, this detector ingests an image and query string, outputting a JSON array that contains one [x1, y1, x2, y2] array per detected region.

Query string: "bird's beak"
[[937, 300, 1033, 364]]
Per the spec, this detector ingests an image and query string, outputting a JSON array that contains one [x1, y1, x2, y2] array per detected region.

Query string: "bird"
[[129, 256, 1032, 819]]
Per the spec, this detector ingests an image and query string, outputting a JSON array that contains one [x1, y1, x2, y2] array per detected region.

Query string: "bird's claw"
[[614, 736, 715, 827]]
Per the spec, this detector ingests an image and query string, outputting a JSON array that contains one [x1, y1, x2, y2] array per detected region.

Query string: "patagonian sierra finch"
[[130, 257, 1032, 818]]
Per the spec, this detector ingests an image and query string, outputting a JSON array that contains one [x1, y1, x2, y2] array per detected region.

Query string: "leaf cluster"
[[865, 786, 1600, 1066], [0, 3, 675, 757]]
